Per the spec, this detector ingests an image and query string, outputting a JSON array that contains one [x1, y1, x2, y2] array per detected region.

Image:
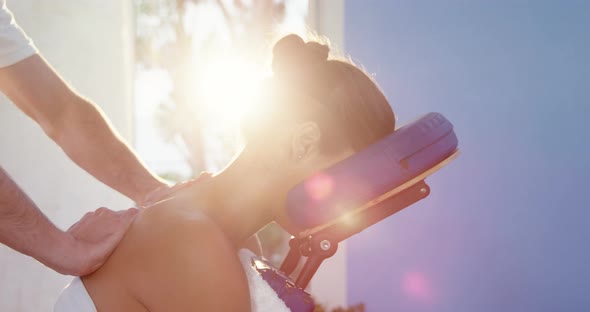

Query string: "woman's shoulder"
[[138, 195, 209, 224], [131, 196, 226, 249], [115, 197, 250, 310]]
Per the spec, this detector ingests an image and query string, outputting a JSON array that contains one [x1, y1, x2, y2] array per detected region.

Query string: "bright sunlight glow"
[[189, 56, 267, 132]]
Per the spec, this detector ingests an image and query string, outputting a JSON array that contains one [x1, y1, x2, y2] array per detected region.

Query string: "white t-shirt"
[[0, 0, 37, 68]]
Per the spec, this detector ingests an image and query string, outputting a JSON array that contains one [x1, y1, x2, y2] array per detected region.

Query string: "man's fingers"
[[68, 207, 138, 241], [95, 207, 110, 216], [79, 209, 139, 275], [65, 207, 140, 276], [124, 207, 139, 216], [115, 208, 139, 230]]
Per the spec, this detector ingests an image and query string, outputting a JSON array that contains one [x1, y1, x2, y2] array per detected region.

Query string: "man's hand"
[[52, 207, 139, 276], [0, 167, 139, 276]]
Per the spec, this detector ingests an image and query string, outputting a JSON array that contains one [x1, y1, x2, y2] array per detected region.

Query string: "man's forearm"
[[0, 55, 167, 203], [0, 166, 74, 270], [52, 95, 167, 203]]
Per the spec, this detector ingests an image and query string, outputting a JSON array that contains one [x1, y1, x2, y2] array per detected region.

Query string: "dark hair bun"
[[264, 34, 395, 154], [272, 34, 329, 76]]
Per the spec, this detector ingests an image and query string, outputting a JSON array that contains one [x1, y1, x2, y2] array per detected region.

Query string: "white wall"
[[0, 1, 134, 311]]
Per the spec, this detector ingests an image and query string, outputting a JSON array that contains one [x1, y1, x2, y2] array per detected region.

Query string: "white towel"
[[238, 249, 291, 312]]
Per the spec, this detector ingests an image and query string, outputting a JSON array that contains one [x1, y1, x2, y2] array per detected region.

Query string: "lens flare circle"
[[304, 173, 334, 202], [402, 270, 433, 302]]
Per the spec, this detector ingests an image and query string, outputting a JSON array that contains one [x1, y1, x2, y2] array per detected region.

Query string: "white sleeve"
[[0, 1, 37, 68]]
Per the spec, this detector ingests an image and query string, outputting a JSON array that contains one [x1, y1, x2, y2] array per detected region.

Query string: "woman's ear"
[[291, 121, 321, 161]]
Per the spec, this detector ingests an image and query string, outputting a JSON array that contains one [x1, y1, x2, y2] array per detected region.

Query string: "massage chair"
[[248, 112, 459, 311]]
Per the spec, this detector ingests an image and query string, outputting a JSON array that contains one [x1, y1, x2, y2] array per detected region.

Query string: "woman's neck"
[[190, 154, 289, 247]]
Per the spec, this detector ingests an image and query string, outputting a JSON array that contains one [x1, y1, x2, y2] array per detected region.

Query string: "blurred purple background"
[[344, 1, 590, 311]]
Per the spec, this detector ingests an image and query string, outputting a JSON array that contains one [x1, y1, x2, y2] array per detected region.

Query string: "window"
[[134, 0, 309, 181]]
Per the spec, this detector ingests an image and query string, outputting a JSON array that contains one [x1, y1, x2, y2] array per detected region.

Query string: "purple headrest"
[[286, 112, 458, 229]]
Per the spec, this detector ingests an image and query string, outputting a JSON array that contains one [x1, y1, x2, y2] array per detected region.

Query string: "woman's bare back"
[[82, 194, 250, 311]]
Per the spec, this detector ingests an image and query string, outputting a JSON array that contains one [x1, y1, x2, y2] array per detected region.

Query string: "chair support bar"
[[283, 180, 431, 289]]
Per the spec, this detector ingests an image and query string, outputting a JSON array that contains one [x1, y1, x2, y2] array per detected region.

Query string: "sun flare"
[[189, 56, 267, 131]]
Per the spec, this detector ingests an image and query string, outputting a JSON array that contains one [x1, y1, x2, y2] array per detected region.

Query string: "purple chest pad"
[[251, 256, 315, 312]]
